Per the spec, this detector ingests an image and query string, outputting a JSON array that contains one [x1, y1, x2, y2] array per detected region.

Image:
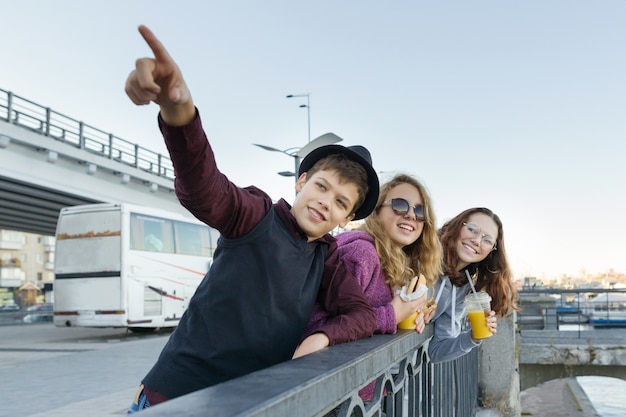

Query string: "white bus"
[[53, 203, 218, 331]]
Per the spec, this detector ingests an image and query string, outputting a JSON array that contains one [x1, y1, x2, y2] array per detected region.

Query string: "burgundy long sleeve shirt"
[[141, 110, 375, 401]]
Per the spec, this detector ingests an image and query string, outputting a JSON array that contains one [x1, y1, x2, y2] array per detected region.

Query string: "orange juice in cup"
[[397, 275, 427, 330], [465, 292, 493, 339]]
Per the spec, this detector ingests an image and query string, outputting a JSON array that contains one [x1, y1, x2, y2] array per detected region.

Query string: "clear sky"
[[2, 1, 625, 280]]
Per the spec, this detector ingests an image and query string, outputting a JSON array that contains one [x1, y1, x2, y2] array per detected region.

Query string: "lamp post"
[[253, 132, 343, 185], [286, 93, 310, 143], [253, 145, 301, 182]]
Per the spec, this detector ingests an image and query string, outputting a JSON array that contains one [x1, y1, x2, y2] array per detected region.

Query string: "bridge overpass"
[[0, 88, 189, 236]]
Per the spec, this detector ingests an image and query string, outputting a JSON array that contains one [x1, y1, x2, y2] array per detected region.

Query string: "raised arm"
[[124, 25, 195, 126]]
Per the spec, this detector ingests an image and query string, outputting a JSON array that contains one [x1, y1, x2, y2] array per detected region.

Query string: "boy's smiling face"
[[291, 169, 358, 242]]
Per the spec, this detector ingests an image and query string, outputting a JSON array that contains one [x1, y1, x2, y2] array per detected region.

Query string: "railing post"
[[79, 121, 85, 149], [6, 91, 13, 123], [422, 358, 431, 416], [108, 133, 114, 159], [544, 307, 558, 330], [134, 144, 139, 168], [45, 107, 51, 136]]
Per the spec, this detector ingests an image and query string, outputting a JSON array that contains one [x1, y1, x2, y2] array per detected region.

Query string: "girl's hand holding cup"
[[486, 310, 497, 335]]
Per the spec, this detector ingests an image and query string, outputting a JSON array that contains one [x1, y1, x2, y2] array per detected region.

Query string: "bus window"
[[130, 214, 174, 253], [175, 222, 212, 257]]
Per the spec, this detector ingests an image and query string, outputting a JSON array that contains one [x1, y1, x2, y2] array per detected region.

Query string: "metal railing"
[[140, 327, 479, 417], [0, 88, 174, 180], [517, 288, 626, 342]]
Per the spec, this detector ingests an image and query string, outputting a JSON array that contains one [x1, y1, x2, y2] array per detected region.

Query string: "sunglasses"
[[382, 198, 426, 222]]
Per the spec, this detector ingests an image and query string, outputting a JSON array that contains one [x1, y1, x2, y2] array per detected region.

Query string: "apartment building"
[[0, 229, 54, 307]]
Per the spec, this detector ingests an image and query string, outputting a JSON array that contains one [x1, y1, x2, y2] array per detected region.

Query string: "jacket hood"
[[335, 230, 374, 247]]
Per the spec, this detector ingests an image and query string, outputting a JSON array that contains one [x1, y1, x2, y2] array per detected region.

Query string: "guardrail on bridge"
[[139, 327, 480, 417], [0, 88, 174, 180]]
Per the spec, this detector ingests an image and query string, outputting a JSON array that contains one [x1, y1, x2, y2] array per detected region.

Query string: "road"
[[0, 323, 171, 417]]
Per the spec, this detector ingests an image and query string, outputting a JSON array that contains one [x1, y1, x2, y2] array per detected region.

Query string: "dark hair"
[[306, 154, 368, 215], [438, 207, 519, 316]]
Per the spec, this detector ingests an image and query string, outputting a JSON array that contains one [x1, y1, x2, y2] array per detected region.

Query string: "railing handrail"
[[0, 87, 174, 180], [138, 326, 479, 417]]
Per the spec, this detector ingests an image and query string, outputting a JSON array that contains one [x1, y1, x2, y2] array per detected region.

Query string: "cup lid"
[[465, 291, 491, 302]]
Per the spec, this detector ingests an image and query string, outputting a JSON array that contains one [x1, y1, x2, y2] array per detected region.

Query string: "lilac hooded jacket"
[[303, 230, 397, 339]]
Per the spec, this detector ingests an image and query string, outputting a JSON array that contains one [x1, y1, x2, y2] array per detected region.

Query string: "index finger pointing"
[[137, 25, 174, 64]]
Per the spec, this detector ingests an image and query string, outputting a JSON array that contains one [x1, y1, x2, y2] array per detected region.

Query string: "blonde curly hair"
[[362, 174, 442, 291]]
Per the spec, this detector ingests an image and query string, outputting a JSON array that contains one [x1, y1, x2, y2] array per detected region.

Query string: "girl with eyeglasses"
[[427, 207, 519, 363]]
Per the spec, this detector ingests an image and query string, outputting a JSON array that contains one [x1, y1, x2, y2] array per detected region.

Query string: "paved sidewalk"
[[29, 388, 137, 417], [520, 378, 598, 417], [0, 324, 168, 417]]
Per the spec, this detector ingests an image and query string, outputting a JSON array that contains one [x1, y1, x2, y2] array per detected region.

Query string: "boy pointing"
[[125, 25, 379, 411]]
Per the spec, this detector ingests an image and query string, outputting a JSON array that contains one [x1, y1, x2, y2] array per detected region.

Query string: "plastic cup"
[[397, 312, 418, 330], [465, 292, 493, 339], [397, 282, 429, 330]]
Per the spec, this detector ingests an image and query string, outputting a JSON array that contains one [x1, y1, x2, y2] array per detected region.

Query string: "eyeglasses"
[[462, 222, 497, 251], [382, 198, 426, 222]]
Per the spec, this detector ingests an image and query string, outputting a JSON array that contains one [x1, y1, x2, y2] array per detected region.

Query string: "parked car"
[[0, 304, 20, 312], [23, 303, 53, 323], [25, 303, 52, 312]]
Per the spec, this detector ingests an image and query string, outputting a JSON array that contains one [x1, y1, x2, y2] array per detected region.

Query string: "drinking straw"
[[465, 269, 478, 296]]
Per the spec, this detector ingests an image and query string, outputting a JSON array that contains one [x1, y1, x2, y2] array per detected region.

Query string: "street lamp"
[[286, 93, 310, 143], [253, 132, 343, 183], [253, 145, 301, 181]]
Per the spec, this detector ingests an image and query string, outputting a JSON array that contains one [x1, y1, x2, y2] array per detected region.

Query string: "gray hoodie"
[[427, 275, 481, 363]]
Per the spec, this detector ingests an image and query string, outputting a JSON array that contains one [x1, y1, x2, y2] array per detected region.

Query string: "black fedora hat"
[[298, 144, 379, 220]]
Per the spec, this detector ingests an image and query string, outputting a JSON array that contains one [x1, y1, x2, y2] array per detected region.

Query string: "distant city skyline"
[[2, 1, 625, 279]]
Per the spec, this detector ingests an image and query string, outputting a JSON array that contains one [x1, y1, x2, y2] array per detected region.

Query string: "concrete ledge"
[[565, 378, 598, 417], [520, 343, 626, 366]]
